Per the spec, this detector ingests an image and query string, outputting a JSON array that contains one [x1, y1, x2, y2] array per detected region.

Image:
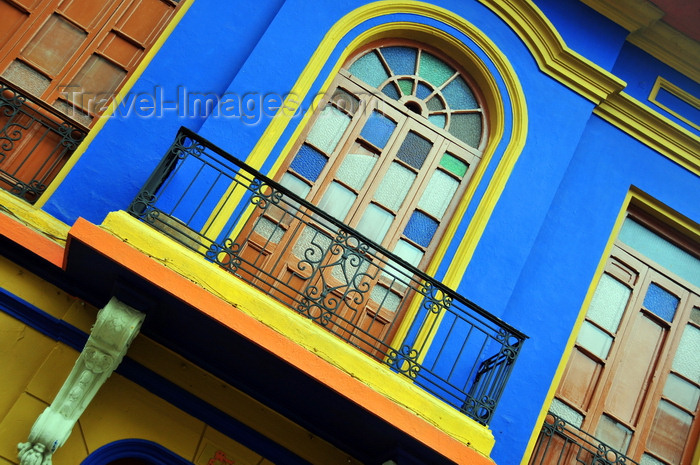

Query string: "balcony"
[[0, 77, 87, 203], [127, 126, 527, 426], [529, 412, 640, 465]]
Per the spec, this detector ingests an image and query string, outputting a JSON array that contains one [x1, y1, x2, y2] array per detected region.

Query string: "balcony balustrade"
[[128, 126, 527, 425], [0, 77, 87, 203], [530, 412, 640, 465]]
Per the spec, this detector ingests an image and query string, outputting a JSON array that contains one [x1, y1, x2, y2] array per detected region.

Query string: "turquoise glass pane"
[[448, 113, 482, 147], [440, 153, 467, 177], [442, 77, 477, 109], [317, 181, 355, 221], [373, 162, 415, 210], [619, 219, 700, 288], [416, 82, 432, 99], [644, 283, 679, 321], [306, 106, 351, 153], [360, 111, 396, 148], [404, 211, 438, 247], [396, 131, 432, 169], [418, 52, 454, 87], [349, 51, 389, 88], [398, 79, 413, 96], [382, 83, 400, 100], [356, 204, 393, 243], [418, 170, 458, 218], [290, 144, 327, 181], [426, 96, 444, 111], [380, 46, 416, 76], [428, 114, 446, 128]]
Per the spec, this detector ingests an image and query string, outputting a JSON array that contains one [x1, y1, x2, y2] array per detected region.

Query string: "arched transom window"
[[276, 41, 487, 271]]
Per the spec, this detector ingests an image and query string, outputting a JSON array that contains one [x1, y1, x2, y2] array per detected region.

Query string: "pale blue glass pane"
[[360, 111, 396, 148], [418, 170, 458, 219], [403, 211, 438, 247], [317, 181, 356, 221], [380, 46, 416, 76], [663, 373, 700, 411], [279, 173, 310, 198], [619, 219, 700, 287], [306, 106, 351, 153], [643, 283, 679, 322], [335, 151, 377, 190], [418, 52, 454, 87], [576, 321, 613, 359], [416, 82, 433, 99], [349, 51, 389, 88], [442, 76, 478, 110], [428, 114, 446, 128], [393, 239, 423, 267], [381, 83, 400, 100], [448, 113, 482, 147], [373, 162, 415, 210], [672, 325, 700, 383], [587, 274, 631, 333], [396, 131, 432, 169], [356, 204, 393, 243], [290, 144, 327, 181]]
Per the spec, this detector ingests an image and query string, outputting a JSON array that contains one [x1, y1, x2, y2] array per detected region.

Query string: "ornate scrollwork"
[[209, 238, 243, 272], [386, 345, 421, 379]]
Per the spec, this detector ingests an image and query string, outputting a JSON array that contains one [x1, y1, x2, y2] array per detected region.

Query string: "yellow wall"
[[0, 257, 361, 465]]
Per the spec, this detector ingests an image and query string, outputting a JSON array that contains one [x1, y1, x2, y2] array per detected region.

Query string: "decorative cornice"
[[595, 92, 700, 174]]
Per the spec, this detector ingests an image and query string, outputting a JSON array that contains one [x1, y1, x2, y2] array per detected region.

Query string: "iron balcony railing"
[[0, 77, 87, 203], [530, 412, 640, 465], [128, 126, 527, 425]]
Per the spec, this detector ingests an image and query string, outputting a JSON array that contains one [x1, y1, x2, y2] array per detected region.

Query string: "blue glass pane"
[[360, 111, 396, 148], [442, 77, 477, 110], [403, 211, 438, 247], [643, 283, 680, 322], [348, 51, 389, 88], [397, 131, 432, 169], [380, 46, 416, 76], [382, 83, 400, 100], [289, 144, 327, 182], [416, 82, 433, 99]]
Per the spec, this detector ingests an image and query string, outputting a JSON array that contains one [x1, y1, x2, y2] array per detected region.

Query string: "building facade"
[[0, 1, 698, 464]]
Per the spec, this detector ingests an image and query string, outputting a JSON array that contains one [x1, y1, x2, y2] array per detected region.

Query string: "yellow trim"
[[519, 187, 700, 465], [101, 210, 497, 457], [35, 0, 197, 208], [649, 76, 700, 131], [0, 190, 70, 244]]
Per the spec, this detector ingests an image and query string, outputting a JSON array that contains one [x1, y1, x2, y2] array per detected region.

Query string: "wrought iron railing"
[[128, 126, 527, 425], [530, 412, 640, 465], [0, 77, 87, 203]]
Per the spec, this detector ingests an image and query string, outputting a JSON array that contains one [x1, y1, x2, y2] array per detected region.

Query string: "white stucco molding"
[[17, 297, 145, 465]]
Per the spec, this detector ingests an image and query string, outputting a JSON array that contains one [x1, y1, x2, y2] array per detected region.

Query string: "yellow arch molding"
[[520, 187, 700, 465]]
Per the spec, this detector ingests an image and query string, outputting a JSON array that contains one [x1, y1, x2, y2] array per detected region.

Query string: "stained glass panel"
[[396, 131, 432, 169], [440, 153, 468, 177], [643, 282, 679, 322], [416, 82, 433, 99], [426, 97, 444, 111], [382, 84, 400, 100], [380, 46, 416, 76], [442, 76, 477, 109], [448, 113, 482, 147], [349, 51, 389, 88], [289, 144, 327, 182], [418, 170, 458, 218], [418, 51, 454, 87], [360, 111, 396, 148], [398, 78, 414, 96], [428, 114, 446, 128], [373, 162, 415, 210], [403, 211, 438, 247]]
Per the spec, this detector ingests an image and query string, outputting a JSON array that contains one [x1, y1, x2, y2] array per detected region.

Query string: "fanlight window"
[[276, 42, 487, 270]]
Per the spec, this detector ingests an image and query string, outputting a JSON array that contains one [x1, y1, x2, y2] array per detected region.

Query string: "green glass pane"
[[373, 162, 415, 211], [440, 153, 468, 177], [586, 274, 631, 333], [418, 170, 458, 219], [398, 78, 414, 96], [396, 131, 432, 169], [356, 204, 393, 244], [448, 113, 482, 148], [306, 106, 351, 153], [349, 51, 389, 88], [418, 52, 454, 87], [426, 96, 444, 111]]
